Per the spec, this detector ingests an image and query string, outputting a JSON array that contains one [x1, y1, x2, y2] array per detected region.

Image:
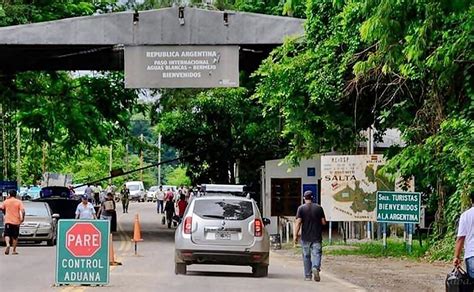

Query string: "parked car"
[[174, 195, 271, 277], [147, 186, 159, 202], [33, 186, 80, 220], [19, 201, 59, 246], [126, 181, 146, 202]]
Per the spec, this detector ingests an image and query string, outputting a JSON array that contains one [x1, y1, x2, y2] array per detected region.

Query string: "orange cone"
[[131, 214, 143, 255], [132, 214, 143, 242], [109, 234, 122, 266]]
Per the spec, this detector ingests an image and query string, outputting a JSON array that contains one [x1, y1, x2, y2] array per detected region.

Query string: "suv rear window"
[[193, 199, 254, 220]]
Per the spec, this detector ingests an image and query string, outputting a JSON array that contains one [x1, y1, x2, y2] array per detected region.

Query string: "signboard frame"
[[376, 191, 421, 224], [55, 219, 110, 286]]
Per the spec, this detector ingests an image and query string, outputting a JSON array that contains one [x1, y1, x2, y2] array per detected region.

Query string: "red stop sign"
[[66, 223, 102, 257]]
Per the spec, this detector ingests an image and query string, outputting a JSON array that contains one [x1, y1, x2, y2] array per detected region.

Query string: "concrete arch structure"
[[0, 7, 304, 72]]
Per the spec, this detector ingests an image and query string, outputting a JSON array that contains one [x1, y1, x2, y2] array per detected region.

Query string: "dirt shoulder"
[[274, 249, 451, 292]]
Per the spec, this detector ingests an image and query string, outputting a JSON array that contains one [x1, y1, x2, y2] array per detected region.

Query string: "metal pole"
[[157, 133, 161, 185], [383, 223, 387, 250], [16, 124, 21, 186], [328, 221, 332, 245], [286, 221, 290, 243], [408, 224, 413, 254], [140, 134, 144, 181]]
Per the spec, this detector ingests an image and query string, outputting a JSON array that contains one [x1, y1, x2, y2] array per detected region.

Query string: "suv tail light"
[[184, 217, 192, 234], [254, 219, 263, 237]]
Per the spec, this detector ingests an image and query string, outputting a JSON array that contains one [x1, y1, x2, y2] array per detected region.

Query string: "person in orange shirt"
[[0, 190, 25, 255]]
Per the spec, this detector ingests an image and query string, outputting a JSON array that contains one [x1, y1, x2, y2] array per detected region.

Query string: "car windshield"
[[194, 199, 253, 220], [149, 186, 158, 192], [25, 204, 49, 217], [128, 185, 139, 191]]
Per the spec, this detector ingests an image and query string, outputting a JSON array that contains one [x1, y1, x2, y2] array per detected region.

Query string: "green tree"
[[252, 0, 473, 258], [164, 166, 191, 186]]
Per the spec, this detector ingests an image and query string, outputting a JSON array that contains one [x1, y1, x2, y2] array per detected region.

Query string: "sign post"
[[376, 191, 421, 253], [56, 220, 110, 286]]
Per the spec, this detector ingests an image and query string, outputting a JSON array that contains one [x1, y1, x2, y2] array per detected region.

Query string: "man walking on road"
[[0, 190, 25, 255], [294, 191, 326, 282], [454, 192, 474, 277], [156, 186, 165, 214], [121, 184, 130, 213]]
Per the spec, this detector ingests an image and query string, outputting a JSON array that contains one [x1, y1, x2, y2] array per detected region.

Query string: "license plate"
[[215, 231, 231, 240], [20, 230, 32, 235]]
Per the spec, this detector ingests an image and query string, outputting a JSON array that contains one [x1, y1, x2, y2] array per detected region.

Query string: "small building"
[[261, 155, 323, 234]]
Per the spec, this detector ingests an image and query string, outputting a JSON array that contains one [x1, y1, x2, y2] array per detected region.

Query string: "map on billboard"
[[321, 155, 411, 222]]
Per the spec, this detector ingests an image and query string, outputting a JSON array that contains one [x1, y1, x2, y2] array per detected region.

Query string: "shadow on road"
[[186, 271, 254, 278]]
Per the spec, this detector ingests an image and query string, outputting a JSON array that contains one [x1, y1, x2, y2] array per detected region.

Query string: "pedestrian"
[[67, 185, 75, 199], [121, 184, 130, 213], [93, 183, 101, 205], [156, 185, 165, 214], [0, 190, 25, 255], [75, 195, 97, 219], [176, 193, 188, 224], [84, 184, 93, 202], [98, 193, 116, 232], [453, 192, 474, 277], [293, 191, 326, 282], [165, 197, 175, 229]]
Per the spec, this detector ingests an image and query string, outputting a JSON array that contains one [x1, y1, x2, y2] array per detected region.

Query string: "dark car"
[[32, 186, 80, 219]]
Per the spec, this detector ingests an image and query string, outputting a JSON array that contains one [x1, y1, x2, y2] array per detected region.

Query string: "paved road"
[[0, 202, 364, 292]]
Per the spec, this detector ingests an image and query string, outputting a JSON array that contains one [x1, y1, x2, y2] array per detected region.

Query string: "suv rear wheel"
[[252, 265, 268, 277], [175, 263, 187, 275]]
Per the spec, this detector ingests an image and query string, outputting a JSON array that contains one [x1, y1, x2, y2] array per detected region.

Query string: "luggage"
[[446, 267, 474, 292]]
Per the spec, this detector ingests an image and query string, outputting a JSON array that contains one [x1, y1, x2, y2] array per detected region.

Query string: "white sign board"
[[321, 155, 387, 221], [124, 45, 239, 88]]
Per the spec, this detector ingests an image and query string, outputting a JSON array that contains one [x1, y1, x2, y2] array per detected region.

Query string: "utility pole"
[[140, 134, 144, 181], [16, 124, 21, 186], [42, 142, 47, 175], [157, 133, 161, 185], [109, 144, 113, 185], [125, 143, 129, 180], [367, 126, 374, 240], [0, 103, 7, 179]]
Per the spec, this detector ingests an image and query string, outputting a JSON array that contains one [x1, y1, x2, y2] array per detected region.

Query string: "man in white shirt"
[[75, 195, 97, 219], [156, 186, 165, 214], [454, 193, 474, 277]]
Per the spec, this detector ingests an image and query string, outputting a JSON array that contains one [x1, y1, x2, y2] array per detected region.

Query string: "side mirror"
[[52, 213, 60, 219], [262, 218, 271, 226]]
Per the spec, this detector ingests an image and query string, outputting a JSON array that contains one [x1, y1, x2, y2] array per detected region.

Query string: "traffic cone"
[[109, 234, 122, 266], [132, 214, 143, 255]]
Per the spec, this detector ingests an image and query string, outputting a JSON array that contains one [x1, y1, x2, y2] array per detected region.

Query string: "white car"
[[126, 181, 146, 202], [147, 186, 159, 202], [174, 195, 271, 277]]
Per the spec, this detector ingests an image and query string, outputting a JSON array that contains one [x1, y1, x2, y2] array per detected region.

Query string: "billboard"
[[124, 45, 239, 88], [321, 155, 389, 222]]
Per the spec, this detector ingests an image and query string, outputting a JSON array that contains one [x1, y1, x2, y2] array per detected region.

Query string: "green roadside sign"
[[55, 219, 110, 286], [376, 191, 421, 224]]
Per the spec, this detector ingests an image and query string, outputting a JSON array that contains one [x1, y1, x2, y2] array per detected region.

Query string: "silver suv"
[[174, 196, 271, 277]]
